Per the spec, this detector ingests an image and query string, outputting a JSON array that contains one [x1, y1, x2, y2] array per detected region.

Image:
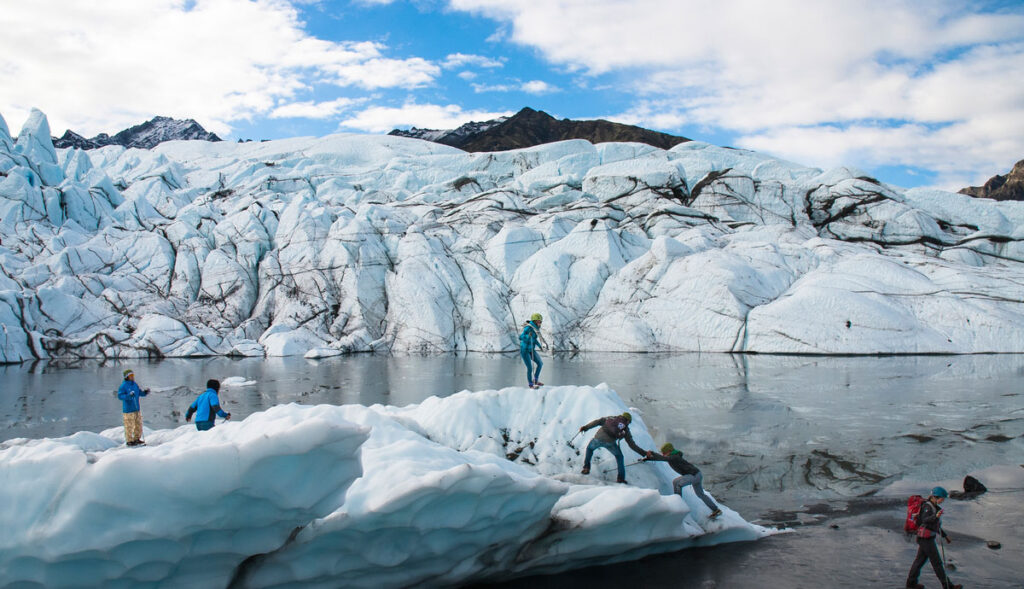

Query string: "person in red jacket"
[[906, 486, 961, 589]]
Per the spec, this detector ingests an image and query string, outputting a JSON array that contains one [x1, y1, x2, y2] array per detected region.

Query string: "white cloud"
[[472, 83, 514, 93], [339, 102, 512, 133], [457, 71, 478, 80], [471, 80, 558, 94], [269, 97, 363, 119], [520, 80, 558, 94], [447, 0, 1024, 187], [442, 53, 505, 69], [0, 0, 442, 136]]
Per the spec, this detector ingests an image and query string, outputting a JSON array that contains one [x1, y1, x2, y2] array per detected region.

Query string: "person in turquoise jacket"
[[519, 313, 545, 388], [185, 379, 231, 431], [117, 368, 149, 446]]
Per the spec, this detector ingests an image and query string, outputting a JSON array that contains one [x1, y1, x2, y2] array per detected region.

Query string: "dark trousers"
[[195, 420, 214, 431], [907, 536, 951, 588]]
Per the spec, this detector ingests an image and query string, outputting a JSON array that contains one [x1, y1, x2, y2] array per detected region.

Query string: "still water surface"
[[3, 353, 1022, 587]]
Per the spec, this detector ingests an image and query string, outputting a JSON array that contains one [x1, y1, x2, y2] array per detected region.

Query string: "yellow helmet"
[[530, 313, 543, 322]]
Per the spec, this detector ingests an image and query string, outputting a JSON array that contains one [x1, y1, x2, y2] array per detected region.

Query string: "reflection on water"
[[4, 352, 1023, 588], [3, 353, 1023, 506]]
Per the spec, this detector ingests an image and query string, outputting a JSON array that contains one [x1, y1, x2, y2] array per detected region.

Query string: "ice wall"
[[2, 109, 1023, 362]]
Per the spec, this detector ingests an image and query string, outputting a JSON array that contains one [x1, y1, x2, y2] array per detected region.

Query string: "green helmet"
[[660, 442, 675, 454], [530, 313, 543, 322], [123, 369, 134, 378], [621, 411, 632, 422]]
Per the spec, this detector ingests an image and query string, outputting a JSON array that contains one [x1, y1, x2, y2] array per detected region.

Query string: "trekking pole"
[[567, 431, 581, 448], [939, 529, 954, 587], [602, 461, 644, 474]]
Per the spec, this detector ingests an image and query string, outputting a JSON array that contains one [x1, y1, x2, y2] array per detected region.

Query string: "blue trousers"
[[520, 346, 542, 385], [195, 420, 214, 431], [584, 439, 625, 480], [673, 472, 718, 511]]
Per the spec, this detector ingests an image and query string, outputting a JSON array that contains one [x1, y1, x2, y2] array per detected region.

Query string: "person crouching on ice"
[[578, 412, 648, 484], [185, 379, 231, 431], [646, 443, 722, 519], [117, 368, 150, 446], [519, 313, 545, 389], [906, 487, 961, 589]]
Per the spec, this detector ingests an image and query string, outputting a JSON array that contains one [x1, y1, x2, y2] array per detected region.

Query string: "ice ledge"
[[0, 385, 771, 588]]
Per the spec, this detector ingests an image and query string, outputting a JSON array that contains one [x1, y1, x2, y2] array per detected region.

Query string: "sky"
[[2, 0, 1023, 190]]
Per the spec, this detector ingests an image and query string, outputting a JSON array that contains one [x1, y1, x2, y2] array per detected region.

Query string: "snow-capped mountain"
[[389, 107, 690, 152], [2, 107, 1024, 363], [52, 115, 221, 150], [389, 115, 509, 145]]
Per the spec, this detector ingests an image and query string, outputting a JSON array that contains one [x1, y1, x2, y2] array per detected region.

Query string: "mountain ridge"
[[959, 159, 1024, 201], [389, 107, 689, 152], [53, 116, 221, 150]]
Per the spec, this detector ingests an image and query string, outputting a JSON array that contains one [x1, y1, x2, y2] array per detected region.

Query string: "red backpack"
[[904, 495, 924, 533]]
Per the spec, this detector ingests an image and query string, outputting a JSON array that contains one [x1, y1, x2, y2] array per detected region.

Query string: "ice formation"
[[0, 385, 768, 588], [2, 108, 1024, 363]]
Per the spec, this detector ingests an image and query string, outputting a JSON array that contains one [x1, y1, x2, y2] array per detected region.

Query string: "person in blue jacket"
[[185, 379, 231, 431], [519, 313, 545, 388], [117, 368, 149, 446]]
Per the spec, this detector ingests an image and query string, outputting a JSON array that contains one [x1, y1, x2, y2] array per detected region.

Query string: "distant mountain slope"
[[959, 159, 1024, 201], [389, 107, 689, 151], [53, 116, 221, 150]]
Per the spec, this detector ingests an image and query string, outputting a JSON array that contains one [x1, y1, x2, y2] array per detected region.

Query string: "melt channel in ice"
[[0, 384, 771, 588]]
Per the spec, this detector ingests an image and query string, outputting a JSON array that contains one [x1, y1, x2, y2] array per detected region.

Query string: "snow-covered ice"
[[2, 108, 1024, 362], [0, 384, 768, 588]]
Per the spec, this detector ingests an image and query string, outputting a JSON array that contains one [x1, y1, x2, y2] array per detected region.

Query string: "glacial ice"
[[0, 384, 768, 588], [1, 108, 1024, 362]]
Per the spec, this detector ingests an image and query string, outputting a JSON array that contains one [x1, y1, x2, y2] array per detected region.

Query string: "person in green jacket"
[[646, 442, 722, 518]]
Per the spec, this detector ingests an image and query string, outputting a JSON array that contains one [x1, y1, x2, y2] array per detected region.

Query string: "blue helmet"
[[931, 486, 949, 498]]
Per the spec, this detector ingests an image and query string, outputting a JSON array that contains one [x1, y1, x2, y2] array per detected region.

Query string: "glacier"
[[0, 384, 770, 588], [2, 107, 1024, 363]]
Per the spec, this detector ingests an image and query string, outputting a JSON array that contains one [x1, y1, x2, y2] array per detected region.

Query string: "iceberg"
[[0, 385, 769, 588], [2, 109, 1024, 363]]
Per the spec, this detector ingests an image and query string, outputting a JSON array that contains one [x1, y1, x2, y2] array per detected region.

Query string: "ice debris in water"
[[0, 385, 771, 588]]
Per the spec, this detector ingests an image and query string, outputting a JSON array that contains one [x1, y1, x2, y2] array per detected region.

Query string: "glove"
[[225, 413, 232, 420], [579, 426, 586, 432], [185, 415, 191, 422], [144, 388, 151, 393], [645, 450, 654, 459], [945, 536, 952, 544]]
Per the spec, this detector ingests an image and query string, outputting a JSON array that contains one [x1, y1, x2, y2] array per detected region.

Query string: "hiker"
[[117, 368, 149, 446], [906, 487, 961, 589], [578, 412, 648, 483], [519, 313, 545, 388], [645, 443, 722, 518], [185, 379, 231, 431]]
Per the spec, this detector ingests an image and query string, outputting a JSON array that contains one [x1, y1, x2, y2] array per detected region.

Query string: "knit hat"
[[621, 411, 632, 422], [207, 379, 221, 392], [123, 369, 134, 378], [660, 442, 675, 454]]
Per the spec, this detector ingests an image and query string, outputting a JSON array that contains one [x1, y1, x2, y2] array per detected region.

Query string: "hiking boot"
[[617, 477, 627, 484], [534, 381, 544, 387], [710, 509, 722, 519], [581, 467, 590, 475], [905, 583, 923, 589]]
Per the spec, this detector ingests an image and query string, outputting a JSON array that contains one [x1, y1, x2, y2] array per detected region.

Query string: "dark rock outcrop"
[[389, 107, 689, 152], [53, 116, 221, 150], [959, 159, 1024, 201]]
